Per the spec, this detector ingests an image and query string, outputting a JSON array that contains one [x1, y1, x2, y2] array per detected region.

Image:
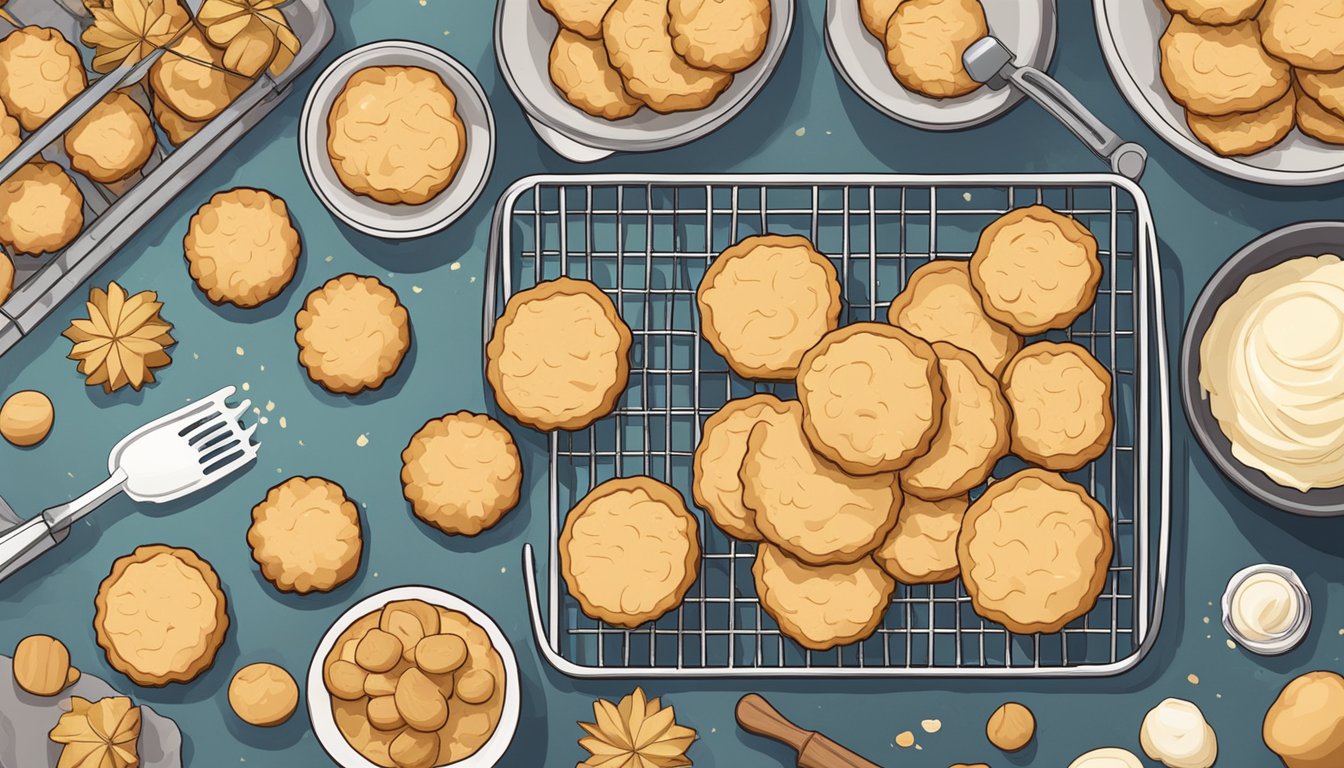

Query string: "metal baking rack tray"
[[0, 0, 332, 357], [487, 173, 1170, 678]]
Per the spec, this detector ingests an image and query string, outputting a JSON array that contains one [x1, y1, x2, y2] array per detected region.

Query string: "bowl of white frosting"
[[1183, 221, 1344, 516]]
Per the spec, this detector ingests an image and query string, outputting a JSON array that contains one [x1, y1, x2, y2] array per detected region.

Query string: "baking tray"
[[0, 0, 333, 357], [487, 173, 1171, 677]]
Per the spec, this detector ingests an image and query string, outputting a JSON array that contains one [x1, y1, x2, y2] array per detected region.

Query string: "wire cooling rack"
[[487, 174, 1170, 678]]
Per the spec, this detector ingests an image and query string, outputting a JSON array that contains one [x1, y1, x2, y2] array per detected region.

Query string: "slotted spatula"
[[0, 386, 258, 583]]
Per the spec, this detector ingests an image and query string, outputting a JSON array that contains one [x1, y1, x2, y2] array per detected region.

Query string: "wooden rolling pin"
[[736, 694, 882, 768]]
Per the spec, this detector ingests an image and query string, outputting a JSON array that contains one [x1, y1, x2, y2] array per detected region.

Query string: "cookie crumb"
[[1203, 616, 1210, 624], [259, 417, 269, 425], [795, 127, 806, 137], [895, 731, 915, 748], [412, 285, 423, 294], [921, 719, 941, 734], [236, 346, 245, 356], [1188, 674, 1200, 685], [450, 262, 461, 271], [963, 192, 972, 202], [242, 382, 250, 392], [356, 434, 369, 447], [1226, 639, 1235, 649], [265, 401, 275, 412], [324, 255, 333, 263], [192, 352, 199, 360], [279, 417, 287, 429]]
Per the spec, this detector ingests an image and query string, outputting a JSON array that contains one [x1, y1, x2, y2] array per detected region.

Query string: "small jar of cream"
[[1221, 564, 1311, 655]]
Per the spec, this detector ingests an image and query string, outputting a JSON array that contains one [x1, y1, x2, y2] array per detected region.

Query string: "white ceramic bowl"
[[825, 0, 1057, 131], [307, 586, 521, 767], [300, 41, 496, 238]]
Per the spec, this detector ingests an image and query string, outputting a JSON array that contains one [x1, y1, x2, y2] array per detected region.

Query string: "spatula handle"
[[736, 694, 811, 752]]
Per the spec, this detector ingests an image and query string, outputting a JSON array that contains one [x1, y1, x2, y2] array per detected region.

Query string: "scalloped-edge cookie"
[[1186, 88, 1297, 157], [753, 544, 895, 651], [0, 27, 86, 131], [295, 274, 410, 395], [64, 91, 155, 184], [560, 476, 700, 627], [887, 259, 1022, 377], [401, 411, 522, 536], [874, 494, 967, 584], [603, 0, 734, 114], [549, 29, 644, 120], [1003, 341, 1114, 472], [185, 188, 301, 308], [1159, 16, 1290, 117], [1297, 84, 1344, 143], [538, 0, 614, 39], [669, 0, 770, 73], [0, 161, 85, 256], [1261, 0, 1344, 71], [859, 0, 902, 39], [692, 393, 795, 541], [249, 477, 363, 594]]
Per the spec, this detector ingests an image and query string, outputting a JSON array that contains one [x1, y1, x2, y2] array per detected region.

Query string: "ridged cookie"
[[538, 0, 614, 39], [884, 0, 986, 99], [669, 0, 771, 73], [692, 394, 795, 541], [0, 161, 84, 256], [549, 29, 644, 120], [560, 476, 700, 627], [1162, 0, 1264, 25], [753, 544, 895, 651], [1298, 67, 1344, 117], [887, 259, 1022, 376], [603, 0, 734, 113], [249, 477, 363, 594], [873, 494, 967, 584], [1261, 0, 1344, 71], [1186, 89, 1297, 156], [185, 188, 301, 308], [1159, 16, 1290, 116], [741, 405, 901, 565], [295, 274, 411, 395], [0, 27, 86, 131], [959, 469, 1113, 634], [1003, 342, 1114, 472], [400, 412, 522, 536], [699, 234, 842, 380], [796, 323, 944, 475], [1297, 84, 1344, 143], [487, 277, 632, 431], [64, 91, 155, 184]]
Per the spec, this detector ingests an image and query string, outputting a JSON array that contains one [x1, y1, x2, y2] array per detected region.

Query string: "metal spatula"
[[0, 386, 258, 583]]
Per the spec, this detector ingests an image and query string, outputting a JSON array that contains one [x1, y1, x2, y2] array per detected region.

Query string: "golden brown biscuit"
[[400, 411, 522, 536], [539, 0, 614, 38], [295, 274, 411, 395], [692, 394, 795, 541], [969, 205, 1101, 335], [1298, 67, 1344, 116], [229, 663, 299, 727], [0, 161, 85, 256], [327, 66, 467, 205], [549, 29, 644, 120], [1262, 671, 1344, 768], [958, 469, 1112, 634], [152, 96, 206, 145], [753, 544, 895, 651], [1003, 342, 1113, 472], [859, 0, 902, 39], [64, 91, 156, 184], [741, 404, 901, 565], [0, 390, 54, 448], [94, 545, 229, 686], [1261, 0, 1344, 71], [698, 234, 842, 380], [1297, 84, 1344, 143], [902, 342, 1010, 500], [874, 494, 967, 584], [1186, 89, 1297, 156], [560, 476, 700, 627], [887, 259, 1023, 376], [603, 0, 734, 113], [884, 0, 987, 99], [796, 323, 944, 474], [1159, 16, 1290, 116], [0, 103, 19, 162], [1162, 0, 1264, 24], [248, 477, 363, 594], [14, 634, 74, 697], [150, 26, 245, 122], [185, 188, 301, 308], [669, 0, 771, 73], [0, 27, 86, 131], [487, 277, 632, 431]]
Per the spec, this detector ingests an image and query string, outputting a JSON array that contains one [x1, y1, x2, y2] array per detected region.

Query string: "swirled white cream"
[[1200, 254, 1344, 492], [1230, 571, 1299, 642]]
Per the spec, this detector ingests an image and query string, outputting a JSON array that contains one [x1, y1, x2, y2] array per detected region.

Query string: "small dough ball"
[[364, 666, 407, 698], [394, 668, 448, 732], [389, 727, 439, 768], [1, 391, 54, 447], [228, 663, 299, 727], [455, 668, 496, 705], [1069, 748, 1144, 768], [1263, 671, 1344, 768], [367, 695, 405, 731], [1141, 698, 1217, 768], [356, 629, 404, 673], [13, 634, 71, 696], [414, 634, 467, 675], [987, 701, 1035, 752], [325, 660, 368, 701]]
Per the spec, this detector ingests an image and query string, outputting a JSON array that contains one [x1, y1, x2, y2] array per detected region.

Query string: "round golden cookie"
[[1297, 84, 1344, 143], [0, 390, 54, 447], [742, 404, 901, 565], [94, 545, 229, 686], [538, 0, 615, 39], [887, 259, 1023, 376], [969, 205, 1101, 335], [1, 103, 21, 162], [698, 234, 842, 380], [1261, 0, 1344, 70], [873, 494, 967, 584], [153, 96, 206, 146], [295, 274, 411, 395], [150, 26, 245, 122], [249, 477, 363, 594], [185, 188, 301, 308], [1186, 89, 1297, 156], [560, 476, 700, 628], [859, 0, 902, 39], [0, 27, 86, 132], [64, 91, 155, 184], [1298, 67, 1344, 116], [603, 0, 734, 114], [229, 663, 299, 727], [0, 161, 85, 257], [901, 342, 1010, 500], [1162, 0, 1264, 24], [400, 412, 522, 536], [486, 277, 632, 431], [327, 65, 467, 206], [692, 393, 795, 541], [884, 0, 987, 99], [796, 323, 944, 475], [1003, 342, 1114, 472], [1159, 16, 1290, 117], [669, 0, 771, 73], [958, 468, 1113, 634], [549, 29, 644, 120], [753, 544, 895, 651]]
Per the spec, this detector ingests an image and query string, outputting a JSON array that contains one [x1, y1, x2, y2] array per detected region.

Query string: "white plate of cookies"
[[300, 41, 496, 239], [825, 0, 1057, 131], [1098, 0, 1344, 185], [495, 0, 794, 160]]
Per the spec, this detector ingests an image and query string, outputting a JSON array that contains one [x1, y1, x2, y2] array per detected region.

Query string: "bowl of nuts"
[[306, 586, 520, 767]]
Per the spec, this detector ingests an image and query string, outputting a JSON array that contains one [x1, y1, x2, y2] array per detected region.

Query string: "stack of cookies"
[[543, 0, 770, 119], [858, 0, 988, 100], [1160, 0, 1344, 156]]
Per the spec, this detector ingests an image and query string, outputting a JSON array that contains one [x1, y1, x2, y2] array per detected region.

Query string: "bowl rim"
[[305, 585, 521, 768]]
